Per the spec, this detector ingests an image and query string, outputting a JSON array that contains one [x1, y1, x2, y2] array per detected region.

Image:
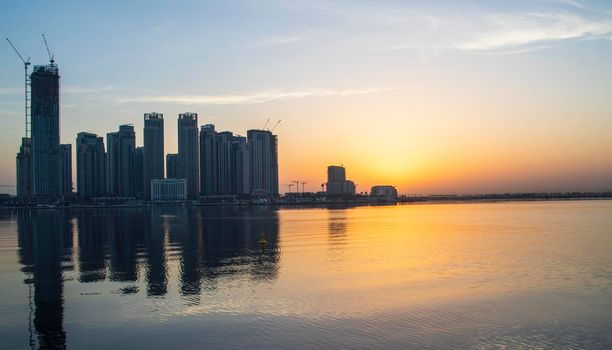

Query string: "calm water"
[[0, 201, 611, 349]]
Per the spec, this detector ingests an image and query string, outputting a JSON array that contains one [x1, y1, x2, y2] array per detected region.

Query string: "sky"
[[1, 0, 611, 195]]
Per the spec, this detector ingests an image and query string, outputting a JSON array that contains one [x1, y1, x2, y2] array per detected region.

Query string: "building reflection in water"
[[16, 206, 280, 347], [18, 210, 73, 350]]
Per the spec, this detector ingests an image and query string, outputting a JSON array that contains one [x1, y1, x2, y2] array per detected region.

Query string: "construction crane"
[[292, 180, 300, 193], [262, 118, 270, 130], [286, 183, 295, 193], [270, 119, 282, 132], [6, 38, 31, 138], [299, 181, 307, 193], [41, 33, 55, 64]]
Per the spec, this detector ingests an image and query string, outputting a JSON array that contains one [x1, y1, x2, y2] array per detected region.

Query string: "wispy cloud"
[[316, 2, 612, 56], [0, 87, 21, 95], [240, 35, 309, 51], [117, 88, 391, 105], [63, 85, 118, 94], [454, 12, 612, 51]]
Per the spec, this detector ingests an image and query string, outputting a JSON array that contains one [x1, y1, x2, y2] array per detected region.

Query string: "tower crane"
[[270, 119, 282, 132], [6, 38, 31, 138], [41, 33, 55, 64], [262, 118, 270, 130], [286, 183, 295, 193]]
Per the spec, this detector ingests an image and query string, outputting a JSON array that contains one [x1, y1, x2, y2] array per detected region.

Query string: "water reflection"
[[16, 206, 280, 349], [18, 210, 73, 350]]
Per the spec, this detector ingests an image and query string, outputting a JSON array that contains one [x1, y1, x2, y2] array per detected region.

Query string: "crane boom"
[[42, 33, 55, 64], [270, 119, 282, 132], [6, 38, 30, 65], [6, 38, 31, 138]]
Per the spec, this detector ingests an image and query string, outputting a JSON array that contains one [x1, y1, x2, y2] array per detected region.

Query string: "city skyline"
[[2, 0, 612, 195]]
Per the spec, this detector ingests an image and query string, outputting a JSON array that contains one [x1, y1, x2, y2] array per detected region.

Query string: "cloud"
[[116, 87, 391, 105], [317, 2, 612, 55], [0, 87, 21, 95], [240, 35, 309, 51], [454, 12, 612, 51], [63, 85, 118, 94]]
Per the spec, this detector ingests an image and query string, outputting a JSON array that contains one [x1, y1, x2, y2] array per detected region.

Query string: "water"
[[0, 201, 611, 349]]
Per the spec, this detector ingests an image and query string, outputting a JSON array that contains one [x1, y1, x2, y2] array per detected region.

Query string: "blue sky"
[[1, 0, 612, 194]]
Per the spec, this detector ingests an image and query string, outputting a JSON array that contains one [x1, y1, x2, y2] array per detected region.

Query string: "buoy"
[[258, 232, 267, 245]]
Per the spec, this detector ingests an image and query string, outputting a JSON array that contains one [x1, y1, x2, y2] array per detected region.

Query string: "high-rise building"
[[143, 112, 164, 199], [231, 136, 250, 195], [59, 144, 72, 195], [16, 138, 32, 198], [178, 113, 199, 199], [216, 131, 233, 194], [30, 64, 61, 197], [106, 125, 136, 197], [326, 165, 356, 196], [76, 132, 106, 198], [134, 146, 145, 198], [199, 124, 217, 196], [247, 129, 278, 197], [166, 153, 179, 179]]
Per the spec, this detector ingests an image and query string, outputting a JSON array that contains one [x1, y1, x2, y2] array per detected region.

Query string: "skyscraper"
[[30, 64, 60, 197], [106, 125, 136, 197], [16, 137, 32, 198], [178, 113, 199, 199], [76, 132, 106, 198], [216, 131, 233, 194], [326, 165, 356, 196], [134, 147, 144, 198], [166, 154, 179, 179], [143, 112, 164, 199], [247, 129, 278, 197], [199, 124, 217, 196], [231, 136, 250, 195], [59, 144, 72, 195]]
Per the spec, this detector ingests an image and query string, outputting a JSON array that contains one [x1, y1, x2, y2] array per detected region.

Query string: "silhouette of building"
[[232, 135, 250, 195], [216, 131, 233, 194], [134, 146, 144, 198], [178, 113, 199, 199], [59, 144, 72, 195], [16, 137, 32, 198], [106, 124, 136, 197], [199, 124, 218, 196], [76, 132, 106, 198], [143, 112, 164, 199], [326, 165, 356, 196], [247, 129, 278, 197], [151, 179, 187, 201], [371, 185, 398, 198], [166, 153, 179, 179], [30, 64, 61, 197]]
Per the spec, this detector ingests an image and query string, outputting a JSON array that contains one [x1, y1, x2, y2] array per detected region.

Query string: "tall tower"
[[143, 112, 164, 199], [178, 113, 199, 199], [59, 144, 72, 195], [216, 131, 233, 195], [30, 63, 61, 197], [231, 135, 250, 195], [247, 129, 279, 197], [199, 124, 217, 196], [16, 138, 32, 198], [76, 132, 106, 198], [106, 125, 136, 197]]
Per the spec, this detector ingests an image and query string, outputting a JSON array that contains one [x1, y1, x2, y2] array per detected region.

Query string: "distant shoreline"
[[1, 195, 610, 210]]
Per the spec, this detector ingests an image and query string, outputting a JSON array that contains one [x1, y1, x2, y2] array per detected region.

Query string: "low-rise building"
[[151, 179, 187, 201], [371, 185, 398, 198]]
